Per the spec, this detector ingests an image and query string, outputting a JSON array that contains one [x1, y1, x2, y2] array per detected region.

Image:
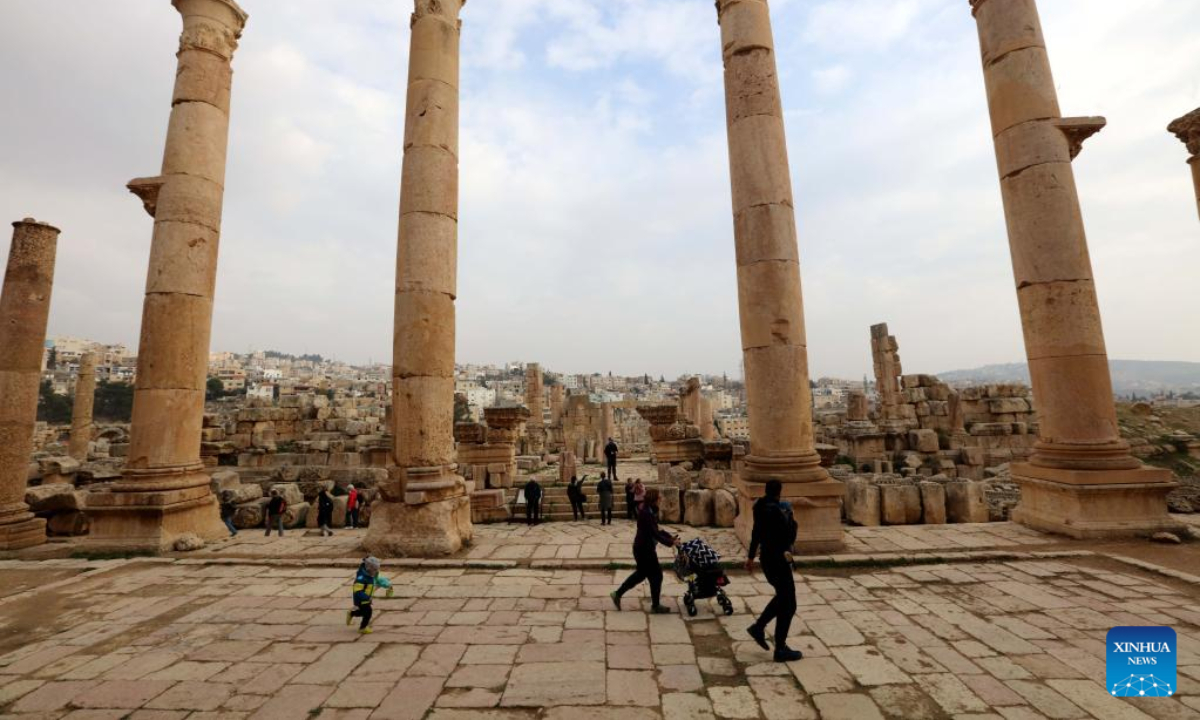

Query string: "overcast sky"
[[1, 0, 1197, 380]]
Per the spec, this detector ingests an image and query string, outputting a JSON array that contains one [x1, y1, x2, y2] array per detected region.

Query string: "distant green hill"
[[937, 360, 1200, 396]]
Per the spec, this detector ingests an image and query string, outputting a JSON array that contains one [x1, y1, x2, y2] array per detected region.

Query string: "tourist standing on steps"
[[604, 437, 619, 481], [624, 478, 635, 520], [745, 479, 803, 662], [265, 489, 286, 537], [523, 477, 543, 525], [597, 472, 615, 525], [316, 487, 335, 537], [220, 490, 238, 537], [632, 478, 646, 512], [611, 488, 678, 613], [567, 475, 587, 521], [345, 484, 360, 529]]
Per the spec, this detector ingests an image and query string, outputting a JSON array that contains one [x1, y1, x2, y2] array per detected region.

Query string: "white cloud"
[[813, 65, 852, 94], [0, 0, 1197, 382]]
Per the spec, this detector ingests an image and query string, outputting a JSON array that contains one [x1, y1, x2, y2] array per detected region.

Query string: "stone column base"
[[84, 484, 226, 552], [0, 515, 47, 551], [733, 475, 845, 554], [1010, 462, 1186, 539], [362, 495, 472, 557]]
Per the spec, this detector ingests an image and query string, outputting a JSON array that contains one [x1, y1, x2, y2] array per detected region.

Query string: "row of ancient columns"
[[2, 0, 1194, 553]]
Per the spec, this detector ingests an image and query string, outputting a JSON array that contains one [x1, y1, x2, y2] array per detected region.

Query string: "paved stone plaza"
[[2, 524, 1199, 720], [185, 518, 1059, 564]]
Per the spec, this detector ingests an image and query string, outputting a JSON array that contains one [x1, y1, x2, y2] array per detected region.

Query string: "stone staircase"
[[506, 477, 636, 522]]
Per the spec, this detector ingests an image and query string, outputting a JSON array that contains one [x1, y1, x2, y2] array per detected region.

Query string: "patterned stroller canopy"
[[679, 538, 721, 569]]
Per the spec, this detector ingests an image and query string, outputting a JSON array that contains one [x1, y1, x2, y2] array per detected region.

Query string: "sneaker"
[[747, 624, 770, 651], [651, 605, 673, 614], [610, 591, 621, 611], [773, 647, 803, 663], [345, 610, 353, 626], [359, 627, 373, 635]]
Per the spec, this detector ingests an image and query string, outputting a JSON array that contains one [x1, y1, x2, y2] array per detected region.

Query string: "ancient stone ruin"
[[0, 0, 1187, 556], [1168, 107, 1200, 220]]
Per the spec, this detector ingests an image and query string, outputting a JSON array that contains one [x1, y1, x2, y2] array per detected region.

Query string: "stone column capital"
[[412, 0, 465, 25], [1168, 108, 1200, 157], [173, 0, 248, 58], [1055, 116, 1106, 159]]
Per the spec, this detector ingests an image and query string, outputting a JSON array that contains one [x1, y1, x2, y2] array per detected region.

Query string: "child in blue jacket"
[[346, 556, 392, 634]]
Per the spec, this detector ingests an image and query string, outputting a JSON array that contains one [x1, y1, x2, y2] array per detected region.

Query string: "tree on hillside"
[[37, 380, 72, 424], [94, 380, 134, 422], [205, 377, 225, 401]]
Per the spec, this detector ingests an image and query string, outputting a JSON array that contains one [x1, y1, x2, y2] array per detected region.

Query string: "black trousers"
[[606, 457, 618, 480], [570, 499, 585, 520], [616, 547, 663, 608], [754, 556, 797, 648], [625, 493, 635, 519], [525, 500, 541, 524], [600, 507, 613, 525], [350, 602, 373, 630]]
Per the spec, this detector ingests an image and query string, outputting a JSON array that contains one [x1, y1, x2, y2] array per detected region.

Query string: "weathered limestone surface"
[[845, 477, 881, 527], [365, 0, 472, 557], [945, 480, 990, 524], [0, 219, 59, 550], [524, 363, 546, 454], [919, 481, 947, 525], [683, 488, 715, 527], [717, 0, 842, 553], [68, 352, 96, 462], [969, 0, 1181, 538], [880, 484, 921, 525], [870, 324, 903, 427], [87, 0, 248, 551], [1168, 108, 1200, 220]]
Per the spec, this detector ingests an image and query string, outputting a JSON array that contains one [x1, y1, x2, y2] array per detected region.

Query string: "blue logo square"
[[1107, 626, 1176, 697]]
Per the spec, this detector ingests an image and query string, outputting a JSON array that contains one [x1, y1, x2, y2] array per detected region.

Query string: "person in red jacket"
[[345, 485, 360, 529]]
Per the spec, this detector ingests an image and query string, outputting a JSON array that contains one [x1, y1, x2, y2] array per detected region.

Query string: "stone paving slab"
[[1, 548, 1198, 719], [178, 520, 1069, 567]]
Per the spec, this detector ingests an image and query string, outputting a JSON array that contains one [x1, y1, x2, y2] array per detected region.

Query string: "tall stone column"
[[87, 0, 247, 550], [524, 363, 546, 454], [364, 0, 471, 557], [0, 219, 59, 550], [1168, 109, 1200, 221], [970, 0, 1180, 537], [716, 0, 842, 552], [68, 352, 96, 462]]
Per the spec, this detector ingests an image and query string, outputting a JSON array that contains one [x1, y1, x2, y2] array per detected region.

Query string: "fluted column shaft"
[[1168, 109, 1200, 221], [69, 352, 97, 462], [971, 0, 1136, 471], [122, 0, 247, 490], [0, 219, 59, 550], [717, 0, 824, 484]]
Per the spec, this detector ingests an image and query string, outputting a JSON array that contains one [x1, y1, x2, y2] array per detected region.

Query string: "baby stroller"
[[674, 537, 734, 617]]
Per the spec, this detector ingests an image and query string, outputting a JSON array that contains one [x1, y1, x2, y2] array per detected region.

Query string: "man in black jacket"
[[604, 438, 619, 482], [745, 479, 802, 662], [523, 478, 542, 525]]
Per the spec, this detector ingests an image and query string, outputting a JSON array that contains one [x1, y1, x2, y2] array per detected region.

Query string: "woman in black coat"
[[317, 488, 335, 537], [611, 488, 678, 613]]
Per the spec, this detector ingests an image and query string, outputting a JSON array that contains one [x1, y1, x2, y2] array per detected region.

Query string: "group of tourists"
[[520, 436, 634, 525], [217, 483, 365, 538]]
